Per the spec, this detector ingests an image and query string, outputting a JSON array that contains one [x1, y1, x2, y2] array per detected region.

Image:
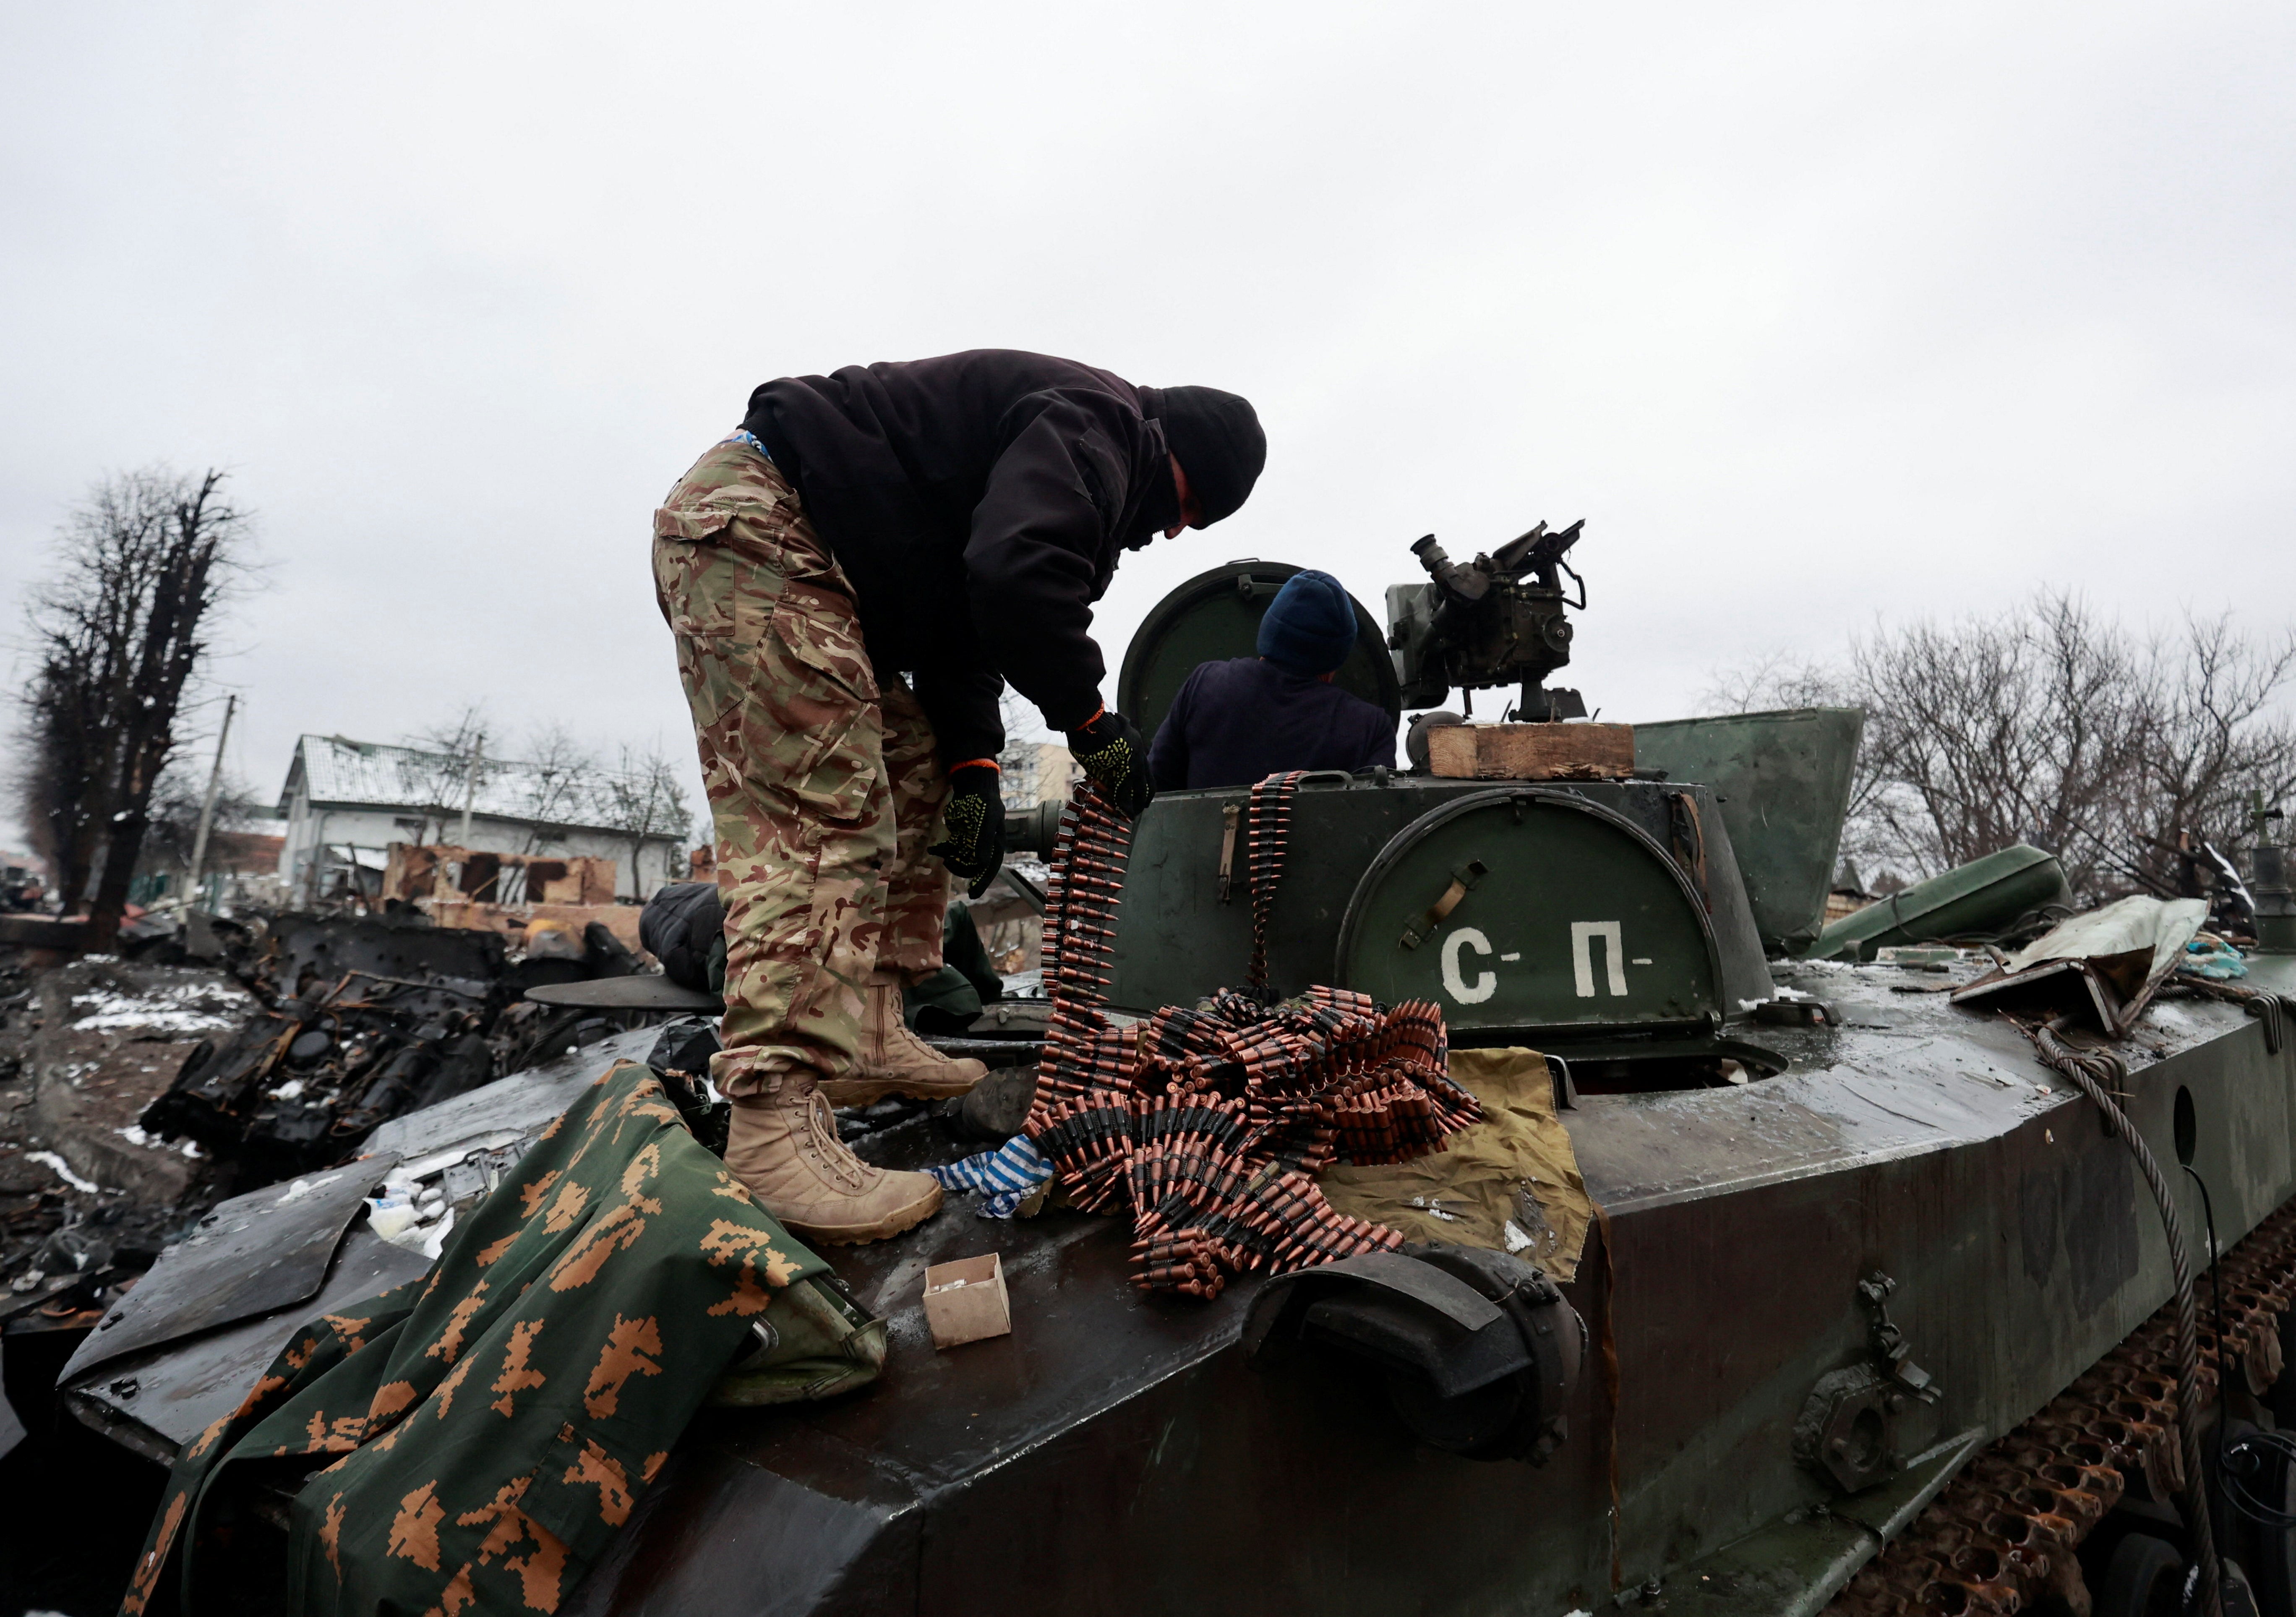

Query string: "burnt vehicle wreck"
[[130, 911, 661, 1180], [59, 525, 2296, 1617], [134, 918, 503, 1177]]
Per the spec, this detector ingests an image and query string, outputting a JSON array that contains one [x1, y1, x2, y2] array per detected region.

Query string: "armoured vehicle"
[[60, 527, 2296, 1617]]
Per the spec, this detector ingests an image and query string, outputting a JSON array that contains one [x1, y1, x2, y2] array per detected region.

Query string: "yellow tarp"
[[1320, 1047, 1595, 1283]]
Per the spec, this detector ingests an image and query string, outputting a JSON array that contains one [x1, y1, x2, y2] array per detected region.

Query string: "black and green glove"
[[1066, 707, 1155, 819], [928, 764, 1006, 899]]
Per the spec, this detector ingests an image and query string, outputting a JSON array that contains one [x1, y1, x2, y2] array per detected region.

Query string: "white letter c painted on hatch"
[[1441, 927, 1497, 1004]]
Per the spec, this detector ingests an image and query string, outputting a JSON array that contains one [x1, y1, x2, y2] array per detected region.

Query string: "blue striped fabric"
[[928, 1136, 1053, 1219]]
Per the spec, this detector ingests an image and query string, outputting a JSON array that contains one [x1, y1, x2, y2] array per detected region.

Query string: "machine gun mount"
[[1385, 519, 1588, 720]]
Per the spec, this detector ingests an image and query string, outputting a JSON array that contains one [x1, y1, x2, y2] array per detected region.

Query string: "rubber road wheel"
[[2095, 1533, 2185, 1617], [2252, 1443, 2296, 1617]]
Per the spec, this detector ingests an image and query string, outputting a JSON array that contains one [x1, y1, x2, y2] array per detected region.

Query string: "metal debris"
[[136, 916, 505, 1177]]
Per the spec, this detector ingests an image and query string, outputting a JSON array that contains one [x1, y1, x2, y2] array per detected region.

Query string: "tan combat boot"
[[817, 970, 989, 1108], [725, 1075, 942, 1245]]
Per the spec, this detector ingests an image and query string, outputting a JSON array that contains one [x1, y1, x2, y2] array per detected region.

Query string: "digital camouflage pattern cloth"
[[653, 437, 952, 1097], [120, 1060, 830, 1617]]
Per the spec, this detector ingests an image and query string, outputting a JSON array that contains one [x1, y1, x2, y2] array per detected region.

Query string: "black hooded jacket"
[[742, 350, 1179, 765]]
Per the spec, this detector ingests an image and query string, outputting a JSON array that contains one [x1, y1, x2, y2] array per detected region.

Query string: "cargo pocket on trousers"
[[751, 601, 882, 829], [677, 604, 879, 832], [654, 504, 781, 641], [514, 1421, 669, 1567]]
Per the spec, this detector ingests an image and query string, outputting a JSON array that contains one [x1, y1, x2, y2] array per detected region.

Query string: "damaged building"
[[274, 733, 688, 906]]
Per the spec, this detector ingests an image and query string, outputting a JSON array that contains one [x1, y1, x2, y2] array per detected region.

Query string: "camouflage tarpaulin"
[[120, 1059, 829, 1617]]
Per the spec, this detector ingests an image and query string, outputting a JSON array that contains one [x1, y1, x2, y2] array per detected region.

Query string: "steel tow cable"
[[2031, 1013, 2222, 1617]]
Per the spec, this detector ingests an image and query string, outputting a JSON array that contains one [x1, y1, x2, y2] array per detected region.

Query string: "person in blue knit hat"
[[1146, 569, 1396, 790]]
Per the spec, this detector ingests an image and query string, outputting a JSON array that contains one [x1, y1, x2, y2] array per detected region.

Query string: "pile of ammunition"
[[1025, 781, 1485, 1300]]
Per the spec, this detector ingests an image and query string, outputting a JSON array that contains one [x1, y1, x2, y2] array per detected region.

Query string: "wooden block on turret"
[[1424, 722, 1636, 781]]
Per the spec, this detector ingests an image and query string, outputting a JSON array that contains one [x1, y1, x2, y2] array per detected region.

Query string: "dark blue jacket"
[[1147, 658, 1396, 791]]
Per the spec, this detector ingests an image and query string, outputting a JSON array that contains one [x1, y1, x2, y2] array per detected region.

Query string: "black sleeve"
[[963, 392, 1143, 731], [1148, 665, 1204, 790], [911, 661, 1006, 769]]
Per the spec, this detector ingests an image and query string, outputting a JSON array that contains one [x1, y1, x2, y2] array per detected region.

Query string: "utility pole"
[[185, 692, 237, 910], [457, 733, 485, 849]]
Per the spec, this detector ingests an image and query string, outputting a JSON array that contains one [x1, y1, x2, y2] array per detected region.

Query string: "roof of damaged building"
[[278, 733, 681, 841]]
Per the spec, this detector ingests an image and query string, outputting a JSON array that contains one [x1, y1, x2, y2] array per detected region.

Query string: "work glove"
[[1066, 707, 1156, 820], [928, 764, 1006, 900]]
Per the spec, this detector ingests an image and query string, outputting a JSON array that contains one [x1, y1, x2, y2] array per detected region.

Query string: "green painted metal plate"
[[1335, 788, 1722, 1034], [1632, 708, 1865, 957], [1810, 842, 2072, 962], [1116, 560, 1402, 743]]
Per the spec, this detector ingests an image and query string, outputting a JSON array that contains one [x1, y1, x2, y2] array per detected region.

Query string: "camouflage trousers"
[[653, 438, 949, 1096]]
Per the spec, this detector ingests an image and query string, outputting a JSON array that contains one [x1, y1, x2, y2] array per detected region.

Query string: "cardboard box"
[[922, 1253, 1011, 1349], [1425, 721, 1636, 782]]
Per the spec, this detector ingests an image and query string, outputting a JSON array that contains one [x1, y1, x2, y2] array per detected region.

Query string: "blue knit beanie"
[[1257, 570, 1359, 676]]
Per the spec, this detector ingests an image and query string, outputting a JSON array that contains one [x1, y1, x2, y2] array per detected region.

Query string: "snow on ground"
[[69, 980, 253, 1034], [113, 1124, 202, 1158], [25, 1151, 102, 1193]]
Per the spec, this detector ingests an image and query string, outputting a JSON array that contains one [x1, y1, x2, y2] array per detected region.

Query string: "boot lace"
[[801, 1093, 873, 1192]]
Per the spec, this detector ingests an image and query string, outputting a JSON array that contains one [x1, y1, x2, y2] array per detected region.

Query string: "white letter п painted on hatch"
[[1571, 921, 1628, 998]]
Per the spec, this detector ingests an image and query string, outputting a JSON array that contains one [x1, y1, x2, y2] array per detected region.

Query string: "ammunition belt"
[[1024, 782, 1482, 1300], [1245, 770, 1305, 995]]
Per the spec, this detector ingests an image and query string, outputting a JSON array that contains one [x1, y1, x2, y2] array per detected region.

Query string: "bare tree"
[[2108, 611, 2296, 897], [1845, 595, 2150, 889], [390, 712, 688, 892], [397, 705, 490, 845], [1700, 649, 1847, 716], [1706, 592, 2296, 902], [512, 723, 601, 854], [141, 759, 260, 874], [15, 467, 253, 944], [590, 743, 696, 897]]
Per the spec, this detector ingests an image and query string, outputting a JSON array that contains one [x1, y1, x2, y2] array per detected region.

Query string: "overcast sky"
[[3, 2, 2290, 850]]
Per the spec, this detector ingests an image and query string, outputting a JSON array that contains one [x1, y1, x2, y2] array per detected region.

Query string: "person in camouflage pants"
[[655, 356, 1265, 1244], [653, 436, 980, 1244]]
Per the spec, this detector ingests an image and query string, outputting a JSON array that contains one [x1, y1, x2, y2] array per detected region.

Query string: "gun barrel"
[[1487, 521, 1550, 574], [1506, 518, 1586, 577], [1538, 518, 1586, 559]]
